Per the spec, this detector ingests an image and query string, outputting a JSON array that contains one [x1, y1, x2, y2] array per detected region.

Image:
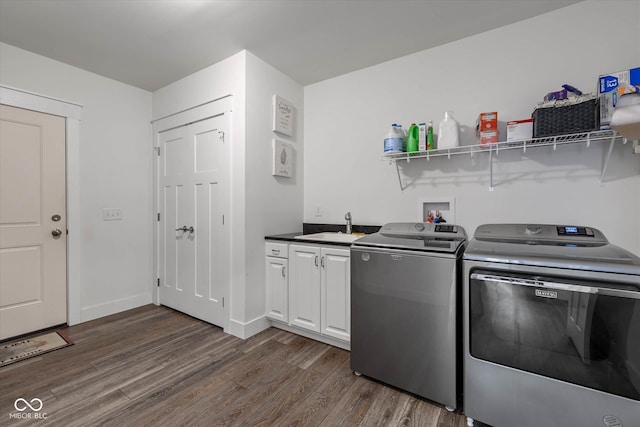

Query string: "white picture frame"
[[272, 139, 293, 177], [272, 94, 294, 136]]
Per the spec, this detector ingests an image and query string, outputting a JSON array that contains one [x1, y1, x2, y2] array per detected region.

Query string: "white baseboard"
[[76, 292, 152, 324], [226, 315, 271, 339], [269, 321, 350, 351]]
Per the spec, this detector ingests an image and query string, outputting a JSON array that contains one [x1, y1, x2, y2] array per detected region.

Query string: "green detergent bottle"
[[406, 123, 419, 152]]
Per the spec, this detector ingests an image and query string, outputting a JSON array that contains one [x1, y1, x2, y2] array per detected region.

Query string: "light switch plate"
[[103, 208, 122, 221]]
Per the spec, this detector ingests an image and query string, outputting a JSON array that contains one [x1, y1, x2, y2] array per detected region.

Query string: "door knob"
[[176, 226, 188, 232], [52, 229, 62, 237], [188, 226, 195, 233]]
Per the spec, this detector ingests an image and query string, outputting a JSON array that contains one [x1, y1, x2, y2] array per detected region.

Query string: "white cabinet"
[[288, 245, 321, 332], [289, 244, 350, 342], [265, 242, 289, 323], [320, 247, 350, 341]]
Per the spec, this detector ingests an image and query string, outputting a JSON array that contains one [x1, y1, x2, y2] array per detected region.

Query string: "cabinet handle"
[[321, 256, 325, 268], [281, 266, 286, 277], [315, 256, 318, 267], [272, 249, 280, 255]]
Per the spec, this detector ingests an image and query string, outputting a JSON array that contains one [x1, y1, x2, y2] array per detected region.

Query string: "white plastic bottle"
[[384, 123, 405, 153], [438, 112, 460, 149]]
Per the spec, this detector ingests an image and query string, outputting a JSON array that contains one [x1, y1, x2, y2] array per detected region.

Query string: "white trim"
[[269, 321, 350, 351], [227, 315, 271, 340], [79, 292, 152, 324], [0, 85, 82, 120], [151, 95, 232, 133], [0, 86, 84, 326]]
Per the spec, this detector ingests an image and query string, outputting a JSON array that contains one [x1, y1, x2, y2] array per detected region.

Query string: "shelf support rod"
[[395, 161, 406, 191], [600, 136, 616, 184], [489, 147, 494, 191]]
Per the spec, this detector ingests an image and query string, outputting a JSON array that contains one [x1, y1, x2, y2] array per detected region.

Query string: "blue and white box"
[[598, 67, 640, 129]]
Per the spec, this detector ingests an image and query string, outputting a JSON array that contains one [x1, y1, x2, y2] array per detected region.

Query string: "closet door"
[[158, 114, 229, 327]]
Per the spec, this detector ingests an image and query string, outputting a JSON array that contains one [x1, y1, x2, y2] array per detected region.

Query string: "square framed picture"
[[272, 139, 293, 177], [272, 94, 294, 136]]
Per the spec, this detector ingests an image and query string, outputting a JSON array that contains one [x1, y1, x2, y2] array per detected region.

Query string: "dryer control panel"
[[474, 223, 608, 245]]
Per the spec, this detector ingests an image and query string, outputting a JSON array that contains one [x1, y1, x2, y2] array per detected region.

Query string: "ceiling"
[[0, 0, 582, 92]]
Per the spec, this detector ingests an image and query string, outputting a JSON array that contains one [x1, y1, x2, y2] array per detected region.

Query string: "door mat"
[[0, 331, 73, 368]]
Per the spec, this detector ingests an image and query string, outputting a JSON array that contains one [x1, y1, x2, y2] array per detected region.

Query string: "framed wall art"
[[272, 139, 293, 177], [272, 94, 294, 136]]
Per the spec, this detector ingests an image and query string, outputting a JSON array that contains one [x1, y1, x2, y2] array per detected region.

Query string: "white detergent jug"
[[438, 112, 460, 149], [384, 123, 405, 153]]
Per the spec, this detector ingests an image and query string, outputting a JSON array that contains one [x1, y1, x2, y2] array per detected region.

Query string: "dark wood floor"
[[0, 305, 469, 426]]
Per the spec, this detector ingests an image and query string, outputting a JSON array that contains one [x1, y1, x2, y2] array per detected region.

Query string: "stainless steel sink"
[[294, 232, 362, 243]]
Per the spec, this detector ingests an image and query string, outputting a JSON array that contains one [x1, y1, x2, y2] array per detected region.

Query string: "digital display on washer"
[[564, 226, 579, 234]]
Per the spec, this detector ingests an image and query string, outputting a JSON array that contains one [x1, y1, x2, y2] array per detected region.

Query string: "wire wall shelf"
[[382, 129, 628, 191]]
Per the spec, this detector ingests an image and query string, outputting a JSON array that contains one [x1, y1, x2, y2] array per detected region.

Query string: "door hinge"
[[154, 146, 160, 156], [157, 278, 160, 287], [157, 212, 160, 221], [218, 130, 224, 142]]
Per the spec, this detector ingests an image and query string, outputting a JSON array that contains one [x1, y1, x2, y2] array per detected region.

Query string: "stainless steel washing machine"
[[351, 222, 467, 410], [463, 224, 640, 427]]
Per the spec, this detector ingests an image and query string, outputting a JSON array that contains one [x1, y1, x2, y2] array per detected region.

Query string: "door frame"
[[0, 85, 83, 325], [151, 95, 232, 331]]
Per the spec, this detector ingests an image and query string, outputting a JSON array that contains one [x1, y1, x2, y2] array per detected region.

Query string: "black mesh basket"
[[532, 98, 599, 138]]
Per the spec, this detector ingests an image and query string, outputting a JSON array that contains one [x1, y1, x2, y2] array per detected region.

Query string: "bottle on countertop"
[[438, 111, 460, 149], [383, 123, 405, 153]]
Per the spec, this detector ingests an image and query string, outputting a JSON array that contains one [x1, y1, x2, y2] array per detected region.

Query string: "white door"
[[321, 247, 350, 341], [265, 256, 288, 322], [289, 244, 321, 333], [0, 104, 67, 340], [158, 114, 228, 327]]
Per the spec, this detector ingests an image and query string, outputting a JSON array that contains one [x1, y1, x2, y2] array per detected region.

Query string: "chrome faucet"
[[345, 212, 352, 234]]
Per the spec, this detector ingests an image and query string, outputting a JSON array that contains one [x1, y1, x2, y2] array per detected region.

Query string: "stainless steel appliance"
[[463, 224, 640, 427], [351, 222, 467, 410]]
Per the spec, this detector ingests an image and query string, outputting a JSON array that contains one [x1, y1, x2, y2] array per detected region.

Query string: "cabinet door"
[[321, 247, 350, 341], [289, 244, 321, 332], [265, 256, 288, 322]]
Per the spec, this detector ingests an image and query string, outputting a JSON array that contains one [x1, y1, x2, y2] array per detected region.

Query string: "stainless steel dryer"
[[463, 224, 640, 427], [351, 222, 467, 410]]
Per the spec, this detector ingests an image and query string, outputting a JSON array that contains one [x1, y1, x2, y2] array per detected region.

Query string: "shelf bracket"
[[489, 147, 494, 191], [394, 161, 406, 191], [600, 136, 617, 184]]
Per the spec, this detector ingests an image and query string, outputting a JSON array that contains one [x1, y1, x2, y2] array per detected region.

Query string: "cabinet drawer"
[[266, 242, 288, 258]]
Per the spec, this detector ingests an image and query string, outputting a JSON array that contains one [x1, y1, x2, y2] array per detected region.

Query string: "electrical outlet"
[[103, 208, 122, 221], [314, 205, 322, 217]]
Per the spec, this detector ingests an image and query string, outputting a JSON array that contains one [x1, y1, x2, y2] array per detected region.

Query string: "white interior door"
[[158, 114, 228, 328], [0, 104, 67, 340]]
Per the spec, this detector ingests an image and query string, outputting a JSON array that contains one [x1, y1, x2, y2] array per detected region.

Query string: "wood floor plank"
[[0, 305, 469, 427], [359, 382, 413, 427], [398, 395, 443, 427]]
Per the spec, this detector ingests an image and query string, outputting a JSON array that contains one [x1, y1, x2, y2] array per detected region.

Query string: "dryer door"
[[469, 270, 640, 401]]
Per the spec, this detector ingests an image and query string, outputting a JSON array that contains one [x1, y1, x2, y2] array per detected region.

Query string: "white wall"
[[152, 50, 304, 337], [304, 0, 640, 255], [153, 51, 247, 334], [245, 51, 304, 324], [0, 42, 154, 322]]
